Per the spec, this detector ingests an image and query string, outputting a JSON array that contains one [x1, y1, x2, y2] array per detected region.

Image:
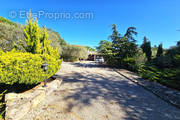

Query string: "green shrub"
[[138, 64, 180, 90], [0, 22, 24, 51], [174, 55, 180, 67], [122, 57, 137, 71], [0, 51, 62, 85], [62, 44, 88, 62]]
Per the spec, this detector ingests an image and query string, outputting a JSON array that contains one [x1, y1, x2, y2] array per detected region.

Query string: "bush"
[[0, 22, 24, 51], [62, 45, 88, 62], [122, 57, 137, 71], [138, 64, 180, 90], [174, 55, 180, 67], [0, 51, 62, 85]]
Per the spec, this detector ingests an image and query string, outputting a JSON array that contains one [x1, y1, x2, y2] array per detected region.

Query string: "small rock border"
[[5, 78, 62, 120], [115, 69, 180, 109]]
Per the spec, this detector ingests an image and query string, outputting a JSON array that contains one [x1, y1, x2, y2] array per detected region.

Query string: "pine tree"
[[110, 24, 120, 51]]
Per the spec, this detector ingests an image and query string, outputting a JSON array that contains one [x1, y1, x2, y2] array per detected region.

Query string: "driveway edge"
[[114, 69, 180, 109]]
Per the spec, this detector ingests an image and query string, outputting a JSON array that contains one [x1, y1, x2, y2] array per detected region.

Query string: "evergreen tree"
[[41, 28, 50, 54], [96, 40, 112, 54], [22, 11, 60, 60], [109, 24, 121, 51], [123, 27, 138, 57], [23, 12, 42, 54], [141, 36, 152, 61], [156, 43, 163, 57], [109, 25, 138, 58]]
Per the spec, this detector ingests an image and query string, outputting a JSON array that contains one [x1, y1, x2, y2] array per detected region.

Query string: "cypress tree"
[[23, 12, 42, 54], [156, 43, 163, 57], [141, 36, 152, 61]]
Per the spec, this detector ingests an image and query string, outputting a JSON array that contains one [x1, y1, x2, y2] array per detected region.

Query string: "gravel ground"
[[22, 61, 180, 120]]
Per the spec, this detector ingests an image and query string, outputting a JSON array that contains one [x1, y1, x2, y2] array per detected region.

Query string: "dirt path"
[[23, 61, 180, 120]]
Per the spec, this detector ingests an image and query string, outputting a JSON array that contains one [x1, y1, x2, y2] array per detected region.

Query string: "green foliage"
[[154, 55, 173, 68], [97, 25, 179, 90], [22, 15, 42, 54], [156, 43, 163, 57], [141, 36, 152, 61], [47, 28, 67, 55], [110, 24, 120, 50], [0, 50, 62, 85], [109, 25, 138, 58], [135, 48, 146, 65], [174, 55, 180, 66], [62, 45, 89, 62], [96, 40, 112, 54], [85, 46, 96, 52], [138, 64, 180, 90], [97, 24, 138, 71], [0, 16, 65, 56], [122, 57, 138, 71], [0, 22, 24, 51], [22, 13, 61, 60]]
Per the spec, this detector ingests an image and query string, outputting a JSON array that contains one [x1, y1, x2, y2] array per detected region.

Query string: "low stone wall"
[[5, 79, 62, 120], [115, 69, 180, 108]]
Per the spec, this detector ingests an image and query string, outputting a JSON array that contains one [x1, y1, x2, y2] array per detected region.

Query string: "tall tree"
[[156, 43, 163, 57], [123, 27, 138, 57], [96, 40, 112, 54], [141, 36, 152, 61], [109, 24, 121, 51], [22, 11, 60, 59], [109, 24, 138, 58], [23, 12, 42, 54]]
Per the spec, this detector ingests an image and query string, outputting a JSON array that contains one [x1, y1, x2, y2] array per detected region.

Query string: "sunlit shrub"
[[0, 51, 62, 85]]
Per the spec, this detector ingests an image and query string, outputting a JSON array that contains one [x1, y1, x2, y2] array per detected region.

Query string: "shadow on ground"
[[55, 62, 180, 120], [70, 61, 108, 68]]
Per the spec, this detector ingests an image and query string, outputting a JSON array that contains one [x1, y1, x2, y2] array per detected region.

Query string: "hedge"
[[138, 64, 180, 90], [0, 51, 62, 85]]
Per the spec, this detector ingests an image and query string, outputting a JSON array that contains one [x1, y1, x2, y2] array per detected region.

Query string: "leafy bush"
[[154, 55, 173, 68], [47, 28, 67, 55], [174, 55, 180, 67], [138, 64, 180, 90], [62, 45, 88, 62], [122, 57, 138, 71], [0, 51, 62, 85], [0, 22, 24, 51]]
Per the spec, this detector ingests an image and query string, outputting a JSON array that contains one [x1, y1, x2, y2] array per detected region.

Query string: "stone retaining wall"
[[5, 79, 62, 120]]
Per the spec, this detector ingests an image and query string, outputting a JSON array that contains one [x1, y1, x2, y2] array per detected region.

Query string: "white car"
[[95, 57, 104, 63]]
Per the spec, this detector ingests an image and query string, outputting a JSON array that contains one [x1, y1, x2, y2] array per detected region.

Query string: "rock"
[[5, 79, 62, 120]]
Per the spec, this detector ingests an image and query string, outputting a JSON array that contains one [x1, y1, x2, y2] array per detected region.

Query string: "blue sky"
[[0, 0, 180, 48]]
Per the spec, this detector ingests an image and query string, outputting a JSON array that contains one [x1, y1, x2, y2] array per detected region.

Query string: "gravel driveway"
[[23, 61, 180, 120]]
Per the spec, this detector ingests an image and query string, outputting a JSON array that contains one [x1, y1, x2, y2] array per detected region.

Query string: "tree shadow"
[[56, 63, 180, 120], [70, 62, 107, 68]]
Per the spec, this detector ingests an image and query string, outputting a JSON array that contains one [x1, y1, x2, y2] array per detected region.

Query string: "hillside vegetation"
[[0, 16, 91, 62], [97, 24, 180, 90]]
